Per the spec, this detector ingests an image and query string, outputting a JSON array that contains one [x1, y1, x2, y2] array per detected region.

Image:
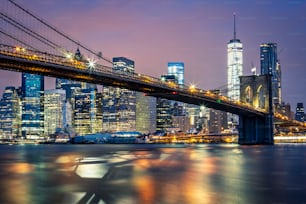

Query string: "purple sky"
[[1, 0, 306, 110]]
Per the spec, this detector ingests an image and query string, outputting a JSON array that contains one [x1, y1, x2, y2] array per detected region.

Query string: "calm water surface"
[[0, 143, 306, 204]]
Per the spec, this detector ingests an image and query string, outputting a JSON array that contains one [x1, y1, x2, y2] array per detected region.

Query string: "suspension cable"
[[7, 0, 112, 64]]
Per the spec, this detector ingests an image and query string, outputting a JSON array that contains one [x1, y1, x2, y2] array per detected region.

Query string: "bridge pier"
[[238, 113, 274, 145]]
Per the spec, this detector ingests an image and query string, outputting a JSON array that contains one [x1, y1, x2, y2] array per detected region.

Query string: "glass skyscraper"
[[227, 14, 243, 128], [0, 86, 21, 139], [136, 92, 156, 134], [102, 57, 136, 132], [227, 14, 243, 101], [295, 103, 305, 122], [260, 43, 282, 105], [168, 62, 184, 86], [44, 89, 66, 136], [74, 88, 102, 135], [21, 73, 44, 139]]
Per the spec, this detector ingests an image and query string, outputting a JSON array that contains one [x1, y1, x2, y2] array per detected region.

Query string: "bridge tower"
[[239, 74, 274, 144]]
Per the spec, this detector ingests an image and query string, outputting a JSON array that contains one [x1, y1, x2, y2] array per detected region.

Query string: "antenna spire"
[[233, 12, 236, 40]]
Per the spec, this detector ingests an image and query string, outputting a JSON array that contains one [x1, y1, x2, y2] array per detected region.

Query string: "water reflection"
[[1, 144, 306, 203]]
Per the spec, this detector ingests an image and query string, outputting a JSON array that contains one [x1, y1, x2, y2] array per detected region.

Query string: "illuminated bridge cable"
[[7, 0, 113, 64], [0, 13, 58, 50], [0, 30, 36, 50]]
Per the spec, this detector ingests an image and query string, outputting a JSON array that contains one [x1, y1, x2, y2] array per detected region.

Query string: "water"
[[0, 143, 306, 204]]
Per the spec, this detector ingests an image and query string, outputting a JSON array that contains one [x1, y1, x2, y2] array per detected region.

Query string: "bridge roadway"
[[0, 44, 266, 118]]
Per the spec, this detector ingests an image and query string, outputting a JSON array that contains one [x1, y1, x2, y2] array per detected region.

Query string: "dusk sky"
[[1, 0, 306, 110]]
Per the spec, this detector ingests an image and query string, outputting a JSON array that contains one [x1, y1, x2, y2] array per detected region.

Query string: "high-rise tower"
[[227, 13, 243, 127], [21, 73, 44, 139], [102, 57, 136, 132], [168, 62, 184, 86], [295, 103, 305, 122], [260, 43, 282, 105]]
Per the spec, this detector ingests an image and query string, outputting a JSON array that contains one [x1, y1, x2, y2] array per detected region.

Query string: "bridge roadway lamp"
[[189, 84, 196, 92], [86, 58, 96, 70]]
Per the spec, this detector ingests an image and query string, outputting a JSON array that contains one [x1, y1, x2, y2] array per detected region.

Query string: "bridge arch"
[[244, 86, 253, 104]]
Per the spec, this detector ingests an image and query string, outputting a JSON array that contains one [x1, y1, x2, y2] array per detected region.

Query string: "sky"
[[1, 0, 306, 110]]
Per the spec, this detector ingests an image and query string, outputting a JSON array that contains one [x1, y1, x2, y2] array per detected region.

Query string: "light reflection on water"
[[1, 144, 306, 204]]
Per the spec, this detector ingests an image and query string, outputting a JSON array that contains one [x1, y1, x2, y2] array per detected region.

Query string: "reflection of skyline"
[[0, 144, 256, 203], [1, 144, 306, 203], [1, 0, 306, 107]]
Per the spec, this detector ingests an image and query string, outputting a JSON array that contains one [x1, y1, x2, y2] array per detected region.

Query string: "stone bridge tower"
[[239, 74, 274, 144]]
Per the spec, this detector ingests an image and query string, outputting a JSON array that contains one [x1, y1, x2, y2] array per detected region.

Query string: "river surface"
[[0, 143, 306, 204]]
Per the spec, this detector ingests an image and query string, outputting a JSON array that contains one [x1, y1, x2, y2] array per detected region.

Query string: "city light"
[[86, 58, 96, 70], [189, 84, 196, 92]]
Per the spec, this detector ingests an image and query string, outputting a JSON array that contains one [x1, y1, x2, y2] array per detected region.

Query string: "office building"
[[74, 88, 102, 135], [21, 73, 44, 139], [156, 97, 172, 131], [260, 43, 282, 105], [102, 57, 136, 132], [295, 103, 305, 122], [0, 87, 21, 139], [136, 92, 156, 134], [227, 13, 243, 128], [44, 89, 66, 136], [168, 62, 184, 86]]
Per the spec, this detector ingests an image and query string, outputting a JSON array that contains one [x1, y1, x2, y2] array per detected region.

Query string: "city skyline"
[[1, 0, 306, 108]]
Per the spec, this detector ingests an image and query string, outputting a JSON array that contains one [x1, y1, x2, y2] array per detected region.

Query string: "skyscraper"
[[156, 97, 172, 131], [227, 13, 243, 128], [168, 62, 184, 86], [44, 89, 66, 136], [0, 86, 21, 139], [136, 92, 156, 134], [295, 103, 305, 122], [102, 57, 136, 132], [227, 13, 243, 101], [21, 73, 44, 139], [74, 87, 102, 135], [260, 43, 282, 105]]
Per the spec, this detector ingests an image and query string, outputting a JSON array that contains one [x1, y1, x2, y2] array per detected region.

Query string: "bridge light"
[[189, 84, 196, 92], [65, 52, 73, 59], [86, 58, 96, 70]]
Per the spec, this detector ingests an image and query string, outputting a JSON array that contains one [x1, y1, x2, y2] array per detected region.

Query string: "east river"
[[1, 143, 306, 204]]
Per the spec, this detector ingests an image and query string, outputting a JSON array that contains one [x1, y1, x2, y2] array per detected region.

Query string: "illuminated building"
[[276, 102, 292, 119], [0, 87, 21, 139], [260, 43, 282, 105], [44, 89, 66, 136], [74, 88, 102, 135], [227, 13, 243, 127], [21, 73, 44, 139], [102, 57, 136, 132], [295, 103, 305, 122], [167, 62, 184, 86], [136, 92, 156, 134], [209, 109, 228, 133], [156, 97, 172, 131], [113, 57, 135, 74]]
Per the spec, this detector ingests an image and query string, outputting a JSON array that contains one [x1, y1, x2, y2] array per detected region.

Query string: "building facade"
[[260, 43, 282, 105], [74, 88, 102, 135], [295, 103, 305, 122], [44, 89, 66, 136], [21, 73, 44, 139], [0, 87, 21, 139], [136, 92, 156, 134], [168, 62, 184, 86], [227, 14, 243, 128], [156, 97, 172, 131], [102, 57, 136, 132]]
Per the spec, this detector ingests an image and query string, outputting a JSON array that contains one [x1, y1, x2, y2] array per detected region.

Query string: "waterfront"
[[1, 143, 306, 204]]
